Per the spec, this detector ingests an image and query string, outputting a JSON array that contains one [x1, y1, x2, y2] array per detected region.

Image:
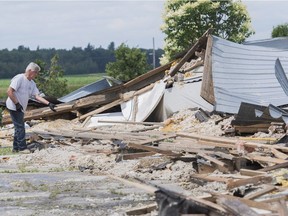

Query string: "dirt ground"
[[0, 109, 284, 215]]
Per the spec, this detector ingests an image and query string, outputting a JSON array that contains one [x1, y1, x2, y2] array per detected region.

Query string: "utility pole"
[[152, 37, 156, 69]]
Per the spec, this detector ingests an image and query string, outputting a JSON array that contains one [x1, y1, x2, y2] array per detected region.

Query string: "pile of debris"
[[1, 28, 288, 215]]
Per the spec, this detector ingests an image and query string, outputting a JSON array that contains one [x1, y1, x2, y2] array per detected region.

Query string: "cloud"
[[0, 1, 165, 50]]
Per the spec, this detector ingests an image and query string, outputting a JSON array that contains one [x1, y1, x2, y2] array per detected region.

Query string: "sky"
[[0, 0, 287, 51]]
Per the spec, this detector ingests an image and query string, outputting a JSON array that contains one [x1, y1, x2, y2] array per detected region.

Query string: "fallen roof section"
[[210, 35, 288, 114], [57, 76, 120, 103], [243, 37, 288, 49], [231, 102, 288, 134]]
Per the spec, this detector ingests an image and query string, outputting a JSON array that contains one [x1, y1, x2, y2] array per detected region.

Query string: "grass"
[[0, 147, 15, 155], [0, 79, 10, 100], [0, 73, 106, 100]]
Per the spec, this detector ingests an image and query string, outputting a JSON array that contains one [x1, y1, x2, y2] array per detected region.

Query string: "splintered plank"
[[239, 169, 266, 177], [197, 140, 235, 149], [217, 196, 260, 216], [227, 175, 273, 190], [127, 133, 180, 156], [201, 34, 215, 104], [270, 148, 288, 160], [108, 175, 157, 194], [128, 142, 179, 156], [276, 199, 288, 216], [135, 134, 177, 145], [247, 154, 287, 164], [213, 151, 235, 160], [168, 28, 213, 77], [32, 128, 150, 143], [259, 161, 288, 172], [211, 192, 278, 212], [42, 104, 74, 113], [190, 174, 230, 183], [186, 196, 227, 214], [126, 203, 157, 215], [234, 124, 270, 134], [122, 152, 156, 160], [2, 103, 75, 124], [74, 92, 120, 108], [177, 132, 237, 145], [78, 99, 123, 121], [158, 143, 214, 153], [123, 62, 171, 91], [197, 152, 228, 168], [178, 132, 288, 152], [97, 120, 164, 126], [244, 185, 276, 200]]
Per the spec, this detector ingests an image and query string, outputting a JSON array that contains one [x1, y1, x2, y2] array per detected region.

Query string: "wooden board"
[[200, 34, 215, 104]]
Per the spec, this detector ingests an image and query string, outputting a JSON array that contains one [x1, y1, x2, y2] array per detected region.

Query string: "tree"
[[105, 43, 149, 82], [35, 54, 68, 98], [161, 0, 254, 62], [272, 23, 288, 38], [108, 42, 115, 51]]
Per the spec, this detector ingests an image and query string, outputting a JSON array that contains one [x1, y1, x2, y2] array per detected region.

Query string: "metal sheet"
[[121, 80, 166, 122], [244, 37, 288, 49], [212, 36, 288, 114], [58, 78, 113, 103]]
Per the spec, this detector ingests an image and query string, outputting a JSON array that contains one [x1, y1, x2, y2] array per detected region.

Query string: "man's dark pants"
[[9, 110, 27, 151]]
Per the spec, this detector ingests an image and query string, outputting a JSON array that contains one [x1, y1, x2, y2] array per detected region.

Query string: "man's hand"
[[15, 103, 23, 112], [48, 102, 57, 112]]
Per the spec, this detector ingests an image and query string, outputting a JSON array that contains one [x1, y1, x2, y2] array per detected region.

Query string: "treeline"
[[0, 42, 164, 79]]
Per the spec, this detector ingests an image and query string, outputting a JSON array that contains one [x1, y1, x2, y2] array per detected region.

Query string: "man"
[[6, 62, 57, 153]]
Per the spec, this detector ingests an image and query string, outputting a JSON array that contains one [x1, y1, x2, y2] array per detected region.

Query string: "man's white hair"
[[26, 62, 41, 72]]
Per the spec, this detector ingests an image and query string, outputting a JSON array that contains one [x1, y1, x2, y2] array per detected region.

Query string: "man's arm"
[[7, 86, 23, 111], [35, 95, 57, 112], [34, 94, 50, 105], [7, 87, 18, 104]]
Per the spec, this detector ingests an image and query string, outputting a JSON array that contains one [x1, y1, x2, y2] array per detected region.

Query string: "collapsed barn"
[[1, 29, 288, 215]]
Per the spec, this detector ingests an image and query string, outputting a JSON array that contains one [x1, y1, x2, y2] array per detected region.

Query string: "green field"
[[0, 73, 106, 100]]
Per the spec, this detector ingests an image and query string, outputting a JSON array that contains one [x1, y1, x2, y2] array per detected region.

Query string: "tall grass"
[[0, 79, 10, 100], [0, 73, 106, 100]]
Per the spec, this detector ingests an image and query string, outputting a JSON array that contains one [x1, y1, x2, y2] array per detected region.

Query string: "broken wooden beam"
[[128, 142, 180, 156], [247, 154, 287, 164], [239, 169, 266, 177], [201, 34, 215, 104], [108, 175, 157, 194], [168, 28, 213, 77], [217, 196, 260, 216], [244, 185, 276, 200], [2, 103, 75, 125], [270, 148, 288, 160], [211, 192, 278, 212], [198, 152, 228, 168], [259, 161, 288, 172], [97, 120, 164, 126], [178, 132, 288, 152], [190, 173, 230, 184], [126, 203, 157, 215], [227, 175, 273, 190], [78, 99, 123, 121]]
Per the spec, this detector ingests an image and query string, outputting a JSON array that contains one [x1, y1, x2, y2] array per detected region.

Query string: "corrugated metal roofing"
[[243, 37, 288, 49], [212, 36, 288, 114], [58, 78, 112, 103]]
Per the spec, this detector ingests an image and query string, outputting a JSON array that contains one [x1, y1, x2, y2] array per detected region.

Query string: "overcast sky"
[[0, 0, 287, 51]]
